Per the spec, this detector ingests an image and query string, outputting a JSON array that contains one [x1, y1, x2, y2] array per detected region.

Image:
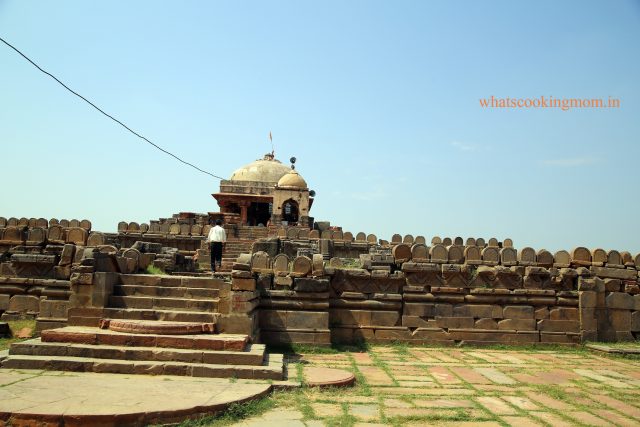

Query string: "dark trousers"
[[210, 242, 223, 272]]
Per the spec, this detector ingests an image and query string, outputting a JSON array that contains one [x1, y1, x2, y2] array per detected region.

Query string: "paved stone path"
[[233, 346, 640, 426], [0, 370, 270, 425]]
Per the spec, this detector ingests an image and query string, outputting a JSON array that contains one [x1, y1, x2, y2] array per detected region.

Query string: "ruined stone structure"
[[2, 213, 639, 349], [1, 153, 639, 381], [225, 230, 640, 346]]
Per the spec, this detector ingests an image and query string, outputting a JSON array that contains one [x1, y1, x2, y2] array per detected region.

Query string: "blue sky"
[[1, 1, 639, 253]]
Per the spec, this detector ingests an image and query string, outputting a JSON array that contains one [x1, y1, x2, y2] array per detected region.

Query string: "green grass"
[[0, 319, 36, 351], [586, 340, 640, 349], [266, 342, 369, 355], [145, 265, 165, 275], [174, 394, 280, 426]]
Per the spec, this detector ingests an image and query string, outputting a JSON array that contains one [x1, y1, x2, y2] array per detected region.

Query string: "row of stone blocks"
[[0, 217, 91, 230], [270, 227, 511, 249], [117, 221, 212, 237], [0, 226, 92, 246], [391, 245, 640, 269]]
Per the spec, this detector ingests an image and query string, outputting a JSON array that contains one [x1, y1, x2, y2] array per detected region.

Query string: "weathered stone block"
[[615, 331, 634, 341], [608, 309, 631, 331], [403, 302, 434, 317], [453, 304, 503, 319], [411, 327, 453, 341], [0, 294, 9, 311], [580, 308, 597, 331], [371, 311, 400, 327], [274, 275, 293, 288], [70, 273, 93, 285], [402, 315, 437, 328], [435, 316, 474, 329], [39, 299, 69, 319], [218, 313, 256, 335], [59, 244, 75, 266], [374, 328, 413, 341], [232, 278, 256, 292], [474, 318, 498, 329], [502, 305, 534, 319], [286, 310, 328, 329], [591, 266, 637, 281], [579, 291, 597, 308], [605, 292, 634, 310], [549, 307, 578, 321], [294, 278, 329, 293], [498, 318, 536, 331], [329, 309, 371, 327], [8, 295, 40, 313], [536, 319, 580, 333], [604, 279, 621, 292], [631, 311, 640, 332], [448, 328, 540, 343], [540, 332, 581, 344], [231, 270, 253, 279], [534, 307, 549, 319]]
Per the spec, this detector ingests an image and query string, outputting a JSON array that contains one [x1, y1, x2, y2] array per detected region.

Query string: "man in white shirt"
[[207, 219, 226, 273]]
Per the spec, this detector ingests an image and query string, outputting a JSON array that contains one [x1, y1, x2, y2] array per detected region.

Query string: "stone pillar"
[[238, 201, 250, 225]]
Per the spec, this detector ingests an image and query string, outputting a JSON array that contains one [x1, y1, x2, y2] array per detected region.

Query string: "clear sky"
[[1, 1, 639, 253]]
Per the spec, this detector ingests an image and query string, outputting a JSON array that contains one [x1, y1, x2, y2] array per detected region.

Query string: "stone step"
[[41, 326, 248, 351], [120, 274, 227, 290], [114, 284, 219, 299], [1, 353, 284, 380], [68, 307, 220, 326], [11, 338, 266, 366], [109, 295, 219, 312]]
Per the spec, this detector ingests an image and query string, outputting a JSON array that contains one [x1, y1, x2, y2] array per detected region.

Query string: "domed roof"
[[277, 169, 308, 190], [229, 154, 291, 183]]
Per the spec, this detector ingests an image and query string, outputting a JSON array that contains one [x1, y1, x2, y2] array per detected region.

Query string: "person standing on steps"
[[207, 219, 226, 273]]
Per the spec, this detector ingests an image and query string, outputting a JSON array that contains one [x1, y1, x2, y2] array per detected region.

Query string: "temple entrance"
[[282, 199, 299, 225], [248, 202, 271, 226]]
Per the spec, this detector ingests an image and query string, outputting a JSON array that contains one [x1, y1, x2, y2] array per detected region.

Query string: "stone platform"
[[0, 369, 271, 426]]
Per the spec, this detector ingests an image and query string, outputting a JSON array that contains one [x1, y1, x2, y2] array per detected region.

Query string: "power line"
[[0, 36, 224, 180]]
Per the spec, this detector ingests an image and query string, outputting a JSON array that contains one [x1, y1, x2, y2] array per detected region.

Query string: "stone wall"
[[237, 239, 640, 346]]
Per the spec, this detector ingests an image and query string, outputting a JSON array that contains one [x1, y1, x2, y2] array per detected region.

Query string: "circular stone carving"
[[101, 319, 215, 335], [304, 367, 356, 388]]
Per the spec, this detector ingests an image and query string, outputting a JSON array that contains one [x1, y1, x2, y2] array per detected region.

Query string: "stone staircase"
[[1, 274, 285, 380], [220, 239, 255, 272]]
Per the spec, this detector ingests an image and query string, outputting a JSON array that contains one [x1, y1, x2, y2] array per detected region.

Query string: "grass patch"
[[0, 319, 36, 351], [174, 394, 279, 426], [145, 265, 165, 275], [347, 353, 372, 396], [586, 340, 640, 349], [267, 342, 369, 355]]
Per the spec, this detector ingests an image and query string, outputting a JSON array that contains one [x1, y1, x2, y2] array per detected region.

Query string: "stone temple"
[[213, 152, 313, 227], [1, 151, 640, 422]]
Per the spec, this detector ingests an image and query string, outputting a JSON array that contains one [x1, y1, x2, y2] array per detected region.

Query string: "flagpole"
[[269, 131, 274, 156]]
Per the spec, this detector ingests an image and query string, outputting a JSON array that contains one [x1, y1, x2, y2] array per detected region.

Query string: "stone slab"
[[304, 367, 356, 388], [101, 319, 215, 335], [0, 369, 271, 426]]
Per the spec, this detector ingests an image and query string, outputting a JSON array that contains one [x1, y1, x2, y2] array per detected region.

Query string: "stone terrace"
[[232, 345, 640, 426]]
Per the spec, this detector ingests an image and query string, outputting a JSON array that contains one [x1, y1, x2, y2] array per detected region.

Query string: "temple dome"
[[277, 169, 308, 190], [229, 154, 291, 183]]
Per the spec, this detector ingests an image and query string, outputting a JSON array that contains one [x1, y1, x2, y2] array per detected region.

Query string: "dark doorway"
[[282, 199, 299, 225], [248, 202, 271, 226]]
